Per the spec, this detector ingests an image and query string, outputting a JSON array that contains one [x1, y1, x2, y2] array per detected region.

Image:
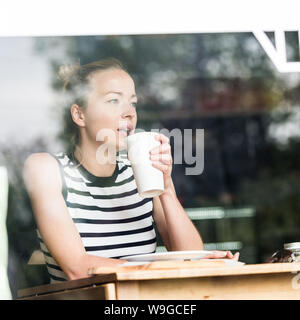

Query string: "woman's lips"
[[118, 129, 129, 136], [118, 125, 134, 136], [118, 128, 133, 136]]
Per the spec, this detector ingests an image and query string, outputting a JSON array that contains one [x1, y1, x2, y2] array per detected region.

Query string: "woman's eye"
[[131, 102, 138, 108], [108, 99, 119, 104]]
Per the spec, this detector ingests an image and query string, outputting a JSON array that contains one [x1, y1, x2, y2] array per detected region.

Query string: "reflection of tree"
[[33, 34, 300, 258], [34, 33, 286, 151], [34, 33, 281, 107], [180, 77, 284, 114], [3, 33, 300, 295]]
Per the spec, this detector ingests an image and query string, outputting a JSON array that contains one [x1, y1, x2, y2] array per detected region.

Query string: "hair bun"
[[57, 60, 81, 84]]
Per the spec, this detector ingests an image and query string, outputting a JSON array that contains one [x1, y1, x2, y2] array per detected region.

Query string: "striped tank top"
[[37, 152, 157, 283]]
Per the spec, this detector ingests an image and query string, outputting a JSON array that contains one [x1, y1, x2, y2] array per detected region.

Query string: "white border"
[[1, 0, 300, 37]]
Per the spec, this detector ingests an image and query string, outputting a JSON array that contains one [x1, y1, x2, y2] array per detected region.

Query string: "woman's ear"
[[70, 104, 85, 127]]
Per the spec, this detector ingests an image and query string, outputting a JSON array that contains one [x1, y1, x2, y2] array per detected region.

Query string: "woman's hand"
[[150, 133, 173, 192], [206, 250, 240, 261]]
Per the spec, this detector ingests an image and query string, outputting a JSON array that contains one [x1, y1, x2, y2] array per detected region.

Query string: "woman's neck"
[[73, 142, 117, 178]]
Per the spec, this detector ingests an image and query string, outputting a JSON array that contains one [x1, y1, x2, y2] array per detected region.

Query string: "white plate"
[[125, 250, 215, 262], [120, 259, 245, 267]]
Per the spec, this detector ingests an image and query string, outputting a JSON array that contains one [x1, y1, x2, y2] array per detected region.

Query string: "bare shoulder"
[[23, 152, 59, 177], [23, 152, 61, 192], [24, 152, 57, 167]]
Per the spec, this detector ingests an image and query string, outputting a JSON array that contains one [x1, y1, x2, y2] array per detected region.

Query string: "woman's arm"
[[152, 180, 204, 251], [150, 134, 203, 250], [151, 134, 239, 260], [23, 153, 127, 280]]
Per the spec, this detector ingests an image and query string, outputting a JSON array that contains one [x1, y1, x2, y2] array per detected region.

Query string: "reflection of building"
[[140, 77, 275, 264], [181, 77, 276, 115], [149, 77, 278, 206], [161, 113, 267, 206]]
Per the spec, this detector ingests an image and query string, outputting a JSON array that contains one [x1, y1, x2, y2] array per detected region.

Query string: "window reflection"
[[2, 33, 300, 297]]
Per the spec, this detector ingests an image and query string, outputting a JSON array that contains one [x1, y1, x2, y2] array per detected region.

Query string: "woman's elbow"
[[66, 268, 91, 281], [64, 257, 91, 280]]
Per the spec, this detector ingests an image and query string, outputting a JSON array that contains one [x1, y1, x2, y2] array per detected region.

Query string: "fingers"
[[151, 161, 170, 174], [206, 250, 240, 260], [150, 153, 172, 165], [225, 251, 240, 261], [150, 134, 173, 169], [154, 133, 169, 144], [226, 251, 234, 259], [206, 251, 228, 259], [224, 251, 240, 260], [233, 252, 240, 261], [150, 141, 171, 155]]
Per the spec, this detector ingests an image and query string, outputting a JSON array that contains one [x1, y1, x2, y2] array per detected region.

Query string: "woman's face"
[[81, 68, 138, 152]]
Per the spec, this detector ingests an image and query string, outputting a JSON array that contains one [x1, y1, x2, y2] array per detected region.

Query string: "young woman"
[[23, 58, 239, 283]]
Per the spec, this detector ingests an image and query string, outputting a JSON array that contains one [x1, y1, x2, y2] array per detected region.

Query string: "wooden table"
[[18, 262, 300, 300]]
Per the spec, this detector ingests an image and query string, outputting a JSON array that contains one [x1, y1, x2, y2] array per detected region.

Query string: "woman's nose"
[[122, 103, 136, 119]]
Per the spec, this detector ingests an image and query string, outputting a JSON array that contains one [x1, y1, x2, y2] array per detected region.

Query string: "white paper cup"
[[127, 131, 164, 198]]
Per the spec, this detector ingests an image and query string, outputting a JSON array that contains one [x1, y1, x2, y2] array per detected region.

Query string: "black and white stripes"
[[38, 152, 157, 283]]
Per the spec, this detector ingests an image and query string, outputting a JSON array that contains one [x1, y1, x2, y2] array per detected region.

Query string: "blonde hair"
[[58, 58, 128, 158]]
